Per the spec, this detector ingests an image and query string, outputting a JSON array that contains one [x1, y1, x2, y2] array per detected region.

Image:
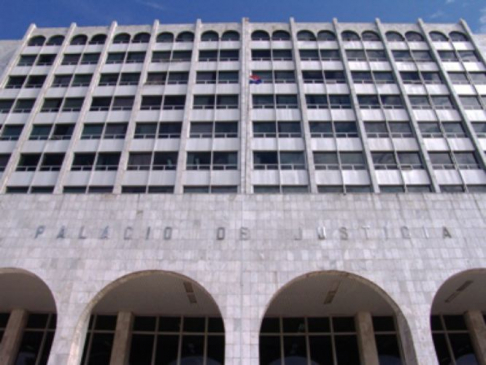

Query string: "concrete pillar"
[[109, 311, 134, 365], [355, 312, 379, 365], [0, 309, 28, 365], [464, 310, 486, 365]]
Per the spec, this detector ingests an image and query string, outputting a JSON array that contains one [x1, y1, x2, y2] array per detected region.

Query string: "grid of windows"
[[0, 22, 485, 194]]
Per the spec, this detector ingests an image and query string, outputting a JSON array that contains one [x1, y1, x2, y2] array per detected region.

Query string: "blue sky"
[[0, 0, 485, 40]]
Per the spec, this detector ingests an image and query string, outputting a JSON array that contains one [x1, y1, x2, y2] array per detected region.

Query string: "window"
[[358, 95, 380, 109], [317, 30, 336, 41], [132, 32, 150, 43], [251, 71, 295, 84], [62, 98, 84, 112], [222, 31, 240, 41], [14, 313, 57, 363], [412, 51, 433, 62], [341, 31, 360, 41], [367, 50, 387, 62], [0, 155, 10, 172], [381, 95, 403, 109], [176, 31, 194, 42], [28, 36, 46, 47], [36, 54, 56, 66], [422, 72, 443, 85], [252, 31, 270, 41], [386, 31, 405, 42], [472, 122, 486, 137], [90, 97, 134, 111], [81, 123, 127, 139], [128, 152, 178, 170], [184, 186, 237, 193], [253, 95, 298, 109], [253, 151, 306, 170], [458, 51, 480, 63], [190, 122, 238, 138], [438, 51, 458, 62], [251, 49, 292, 61], [340, 152, 366, 170], [470, 73, 486, 84], [430, 152, 455, 169], [393, 51, 413, 62], [17, 154, 41, 171], [448, 72, 469, 84], [13, 99, 35, 113], [297, 31, 316, 41], [30, 125, 52, 140], [199, 50, 239, 62], [314, 152, 339, 170], [432, 314, 479, 363], [99, 73, 140, 86], [95, 153, 121, 171], [61, 53, 81, 65], [6, 76, 26, 89], [398, 152, 423, 169], [310, 121, 358, 138], [52, 75, 71, 88], [71, 34, 87, 45], [39, 153, 65, 171], [163, 96, 186, 110], [41, 99, 62, 112], [409, 96, 431, 109], [90, 34, 107, 45], [186, 152, 237, 170], [201, 31, 219, 42], [113, 33, 130, 44], [133, 122, 182, 139], [272, 31, 291, 41], [432, 96, 454, 110], [405, 31, 424, 42], [193, 95, 238, 109], [1, 125, 23, 140], [442, 122, 466, 138], [362, 31, 381, 42], [18, 55, 37, 66], [152, 51, 192, 63], [253, 121, 301, 138], [347, 50, 366, 61], [372, 152, 397, 170], [449, 32, 468, 42], [81, 53, 100, 65], [430, 32, 448, 42], [156, 32, 174, 43]]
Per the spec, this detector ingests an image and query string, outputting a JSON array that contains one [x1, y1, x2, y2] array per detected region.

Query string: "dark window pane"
[[335, 335, 360, 365], [282, 318, 305, 333], [283, 336, 307, 364], [207, 335, 225, 364], [333, 317, 356, 332], [84, 333, 114, 365], [183, 317, 206, 332], [261, 318, 280, 333], [133, 316, 156, 331], [155, 335, 179, 364], [308, 317, 330, 332], [158, 317, 181, 332], [15, 331, 43, 365], [259, 336, 281, 365], [309, 336, 334, 364], [376, 334, 403, 365], [180, 335, 205, 364], [448, 333, 478, 364], [128, 334, 153, 365]]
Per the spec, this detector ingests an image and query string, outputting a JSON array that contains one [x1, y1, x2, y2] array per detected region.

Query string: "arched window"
[[176, 31, 194, 42], [362, 31, 381, 42], [272, 31, 291, 41], [341, 31, 360, 41], [28, 36, 46, 47], [449, 31, 468, 42], [201, 31, 219, 42], [386, 31, 405, 42], [89, 34, 107, 45], [430, 31, 448, 42], [113, 33, 130, 44], [297, 30, 316, 41], [71, 34, 88, 45], [221, 31, 240, 41], [251, 30, 270, 41], [46, 35, 64, 46], [317, 30, 336, 41], [132, 32, 150, 43], [156, 32, 174, 43], [405, 31, 424, 42]]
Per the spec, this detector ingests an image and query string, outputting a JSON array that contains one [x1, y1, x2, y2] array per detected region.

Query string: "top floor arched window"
[[28, 35, 46, 47], [156, 32, 174, 43], [297, 30, 316, 41], [221, 31, 240, 41], [132, 32, 150, 43], [449, 31, 468, 42], [386, 31, 405, 42], [405, 31, 424, 42], [362, 31, 381, 42], [317, 31, 336, 41], [201, 31, 219, 42], [341, 31, 360, 41], [430, 31, 448, 42], [89, 34, 107, 45], [251, 30, 270, 41], [71, 34, 88, 45], [46, 35, 64, 46], [272, 31, 290, 41], [176, 31, 194, 42], [113, 33, 130, 44]]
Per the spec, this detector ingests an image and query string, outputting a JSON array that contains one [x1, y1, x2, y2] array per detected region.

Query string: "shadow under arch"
[[429, 268, 486, 365], [68, 270, 225, 365], [259, 270, 419, 365], [0, 267, 57, 313]]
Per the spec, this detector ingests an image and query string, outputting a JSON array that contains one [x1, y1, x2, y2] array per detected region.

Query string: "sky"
[[0, 0, 485, 40]]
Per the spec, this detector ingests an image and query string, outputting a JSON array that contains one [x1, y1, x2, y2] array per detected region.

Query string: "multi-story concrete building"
[[0, 18, 485, 365]]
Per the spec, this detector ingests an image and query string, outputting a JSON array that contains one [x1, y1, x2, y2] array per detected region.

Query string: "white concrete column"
[[109, 311, 134, 365], [0, 309, 28, 365], [464, 310, 486, 365], [355, 312, 379, 365]]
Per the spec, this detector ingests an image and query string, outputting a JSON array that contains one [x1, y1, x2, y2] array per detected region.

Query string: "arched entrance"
[[80, 271, 224, 365], [260, 271, 416, 364], [431, 269, 486, 365], [0, 268, 57, 365]]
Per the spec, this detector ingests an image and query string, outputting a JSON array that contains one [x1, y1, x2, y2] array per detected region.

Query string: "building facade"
[[0, 18, 484, 365]]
